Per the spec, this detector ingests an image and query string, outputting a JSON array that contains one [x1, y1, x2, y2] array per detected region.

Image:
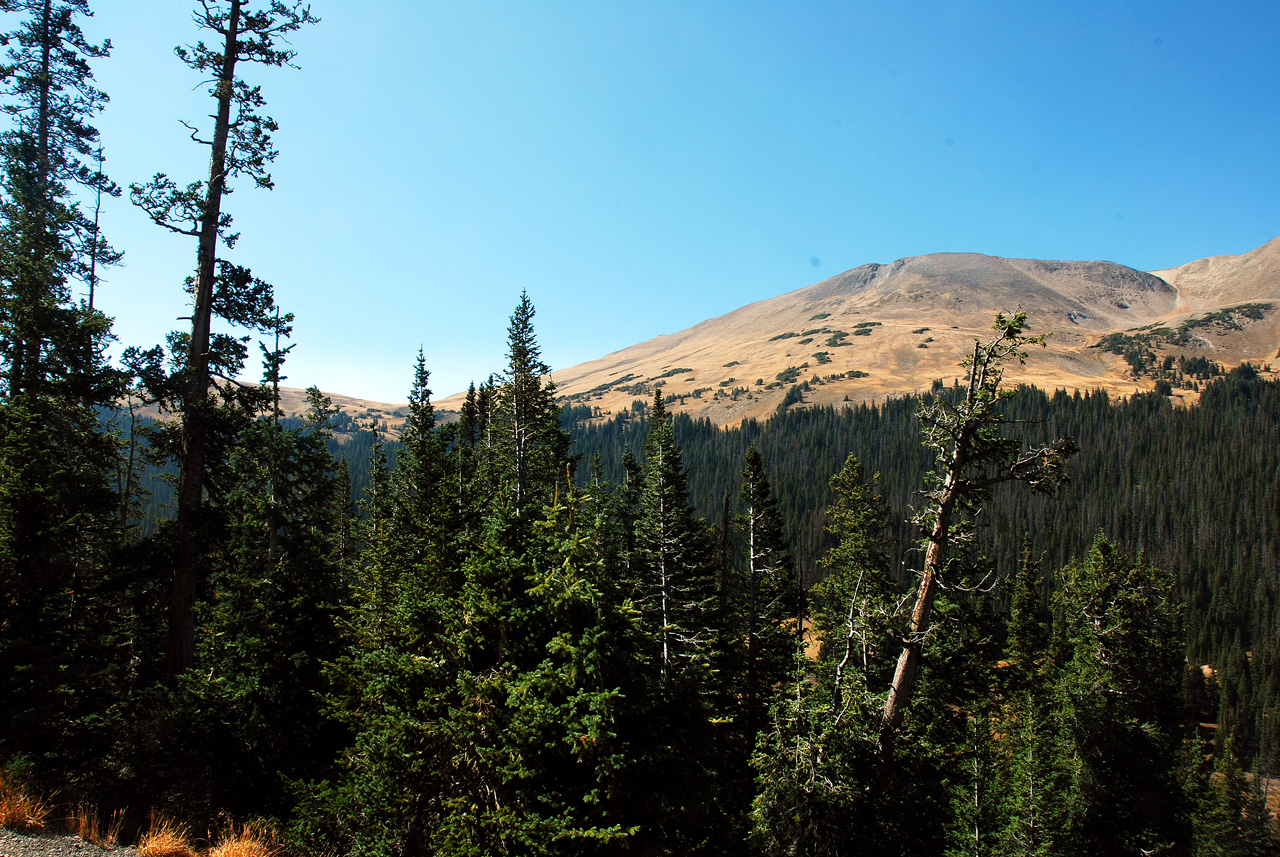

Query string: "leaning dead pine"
[[874, 312, 1077, 780]]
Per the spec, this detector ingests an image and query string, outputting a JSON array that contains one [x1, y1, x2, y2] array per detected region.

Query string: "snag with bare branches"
[[875, 312, 1076, 777]]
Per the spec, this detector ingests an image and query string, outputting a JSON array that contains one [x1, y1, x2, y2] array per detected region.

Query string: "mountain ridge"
[[279, 238, 1280, 430], [445, 237, 1277, 425]]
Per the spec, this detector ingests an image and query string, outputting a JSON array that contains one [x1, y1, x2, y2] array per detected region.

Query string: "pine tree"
[[634, 390, 717, 692], [0, 0, 125, 784], [129, 0, 317, 681], [735, 443, 797, 738], [989, 547, 1063, 857], [389, 349, 453, 585], [493, 291, 570, 519], [167, 385, 346, 818], [876, 313, 1075, 774], [0, 0, 120, 399], [1051, 537, 1187, 855], [1190, 736, 1279, 856], [316, 339, 636, 856], [750, 454, 892, 855]]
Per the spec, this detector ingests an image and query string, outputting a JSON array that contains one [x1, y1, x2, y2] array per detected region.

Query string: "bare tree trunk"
[[168, 0, 241, 681], [875, 342, 980, 774], [876, 487, 953, 760]]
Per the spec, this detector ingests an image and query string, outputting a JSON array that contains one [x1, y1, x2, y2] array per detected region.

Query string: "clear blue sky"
[[72, 1, 1280, 403]]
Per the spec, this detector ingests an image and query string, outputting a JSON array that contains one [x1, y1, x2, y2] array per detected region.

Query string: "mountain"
[[433, 238, 1278, 425], [262, 239, 1277, 430]]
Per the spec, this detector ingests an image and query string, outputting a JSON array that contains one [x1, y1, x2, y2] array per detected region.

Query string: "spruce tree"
[[735, 443, 797, 737], [625, 391, 732, 853], [494, 290, 570, 518], [0, 0, 120, 399], [390, 349, 453, 584], [1050, 537, 1187, 855], [634, 390, 717, 692], [750, 454, 894, 855], [317, 336, 635, 856], [165, 385, 347, 818], [0, 0, 125, 784]]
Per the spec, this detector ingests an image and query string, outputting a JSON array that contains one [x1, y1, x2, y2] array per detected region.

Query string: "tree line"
[[0, 2, 1276, 855]]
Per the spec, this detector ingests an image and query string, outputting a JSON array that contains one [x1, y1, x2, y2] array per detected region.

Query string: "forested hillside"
[[310, 363, 1280, 778], [117, 345, 1280, 852], [567, 369, 1280, 768]]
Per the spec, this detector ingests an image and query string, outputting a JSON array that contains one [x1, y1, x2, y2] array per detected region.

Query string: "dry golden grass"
[[0, 769, 50, 831], [137, 811, 196, 857], [65, 804, 125, 847], [208, 821, 282, 857]]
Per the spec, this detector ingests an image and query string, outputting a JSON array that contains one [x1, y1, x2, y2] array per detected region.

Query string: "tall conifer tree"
[[494, 291, 569, 518], [0, 0, 124, 779], [735, 443, 797, 737], [635, 390, 717, 691], [130, 0, 316, 680]]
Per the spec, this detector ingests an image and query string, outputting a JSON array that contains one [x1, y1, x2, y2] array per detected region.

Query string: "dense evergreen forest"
[[567, 370, 1280, 770], [1, 2, 1277, 856]]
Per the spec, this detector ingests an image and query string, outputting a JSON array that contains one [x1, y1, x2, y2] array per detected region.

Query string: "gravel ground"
[[0, 829, 136, 857]]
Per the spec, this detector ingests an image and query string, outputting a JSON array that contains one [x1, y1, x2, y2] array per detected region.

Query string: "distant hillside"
[[137, 387, 416, 440], [270, 239, 1278, 427], [437, 238, 1278, 425]]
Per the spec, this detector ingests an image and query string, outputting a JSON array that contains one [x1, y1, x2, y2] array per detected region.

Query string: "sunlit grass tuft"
[[209, 821, 282, 857], [65, 804, 125, 847], [0, 769, 50, 832], [137, 811, 196, 857]]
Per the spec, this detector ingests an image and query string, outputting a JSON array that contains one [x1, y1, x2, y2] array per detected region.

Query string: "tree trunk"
[[875, 343, 980, 773], [168, 0, 241, 681], [876, 490, 952, 760]]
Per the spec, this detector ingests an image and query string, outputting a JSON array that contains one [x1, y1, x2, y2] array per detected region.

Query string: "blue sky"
[[73, 1, 1280, 402]]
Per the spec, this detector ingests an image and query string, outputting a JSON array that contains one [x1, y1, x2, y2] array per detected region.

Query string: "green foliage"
[[1190, 739, 1279, 855], [751, 455, 951, 856], [1049, 538, 1186, 853], [732, 445, 798, 735], [632, 392, 717, 691], [0, 0, 129, 795], [494, 291, 572, 519], [1095, 304, 1272, 378]]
